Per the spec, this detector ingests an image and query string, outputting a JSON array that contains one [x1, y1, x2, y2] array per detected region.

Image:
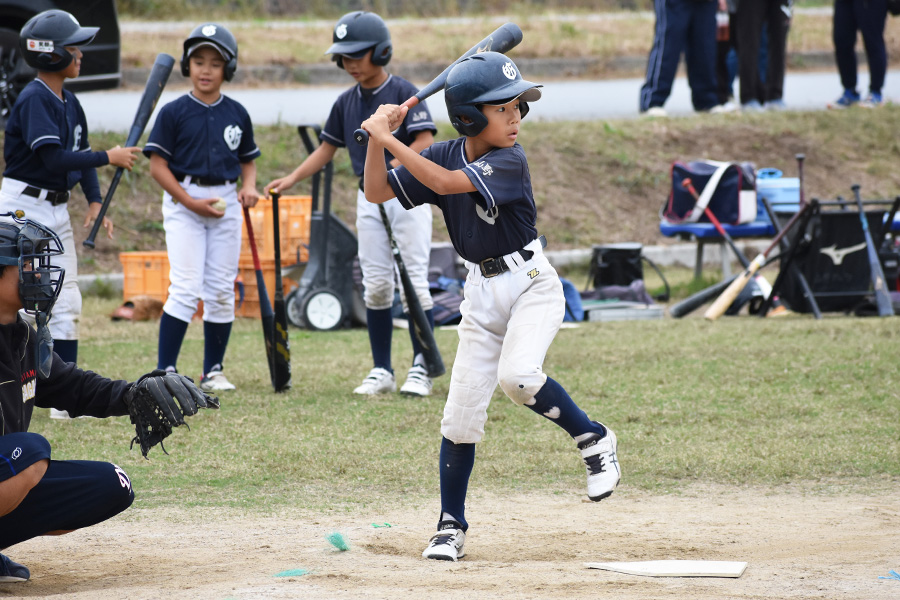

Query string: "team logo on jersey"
[[113, 464, 132, 492], [22, 378, 36, 402], [27, 39, 54, 53], [11, 447, 22, 460], [502, 61, 517, 80], [476, 203, 498, 225], [223, 125, 243, 150], [472, 160, 493, 177], [73, 124, 83, 151], [411, 110, 428, 122], [527, 268, 539, 279], [202, 24, 217, 37], [335, 24, 348, 39]]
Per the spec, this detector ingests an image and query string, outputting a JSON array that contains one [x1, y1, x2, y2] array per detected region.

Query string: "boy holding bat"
[[265, 11, 438, 397], [143, 23, 260, 391], [361, 52, 620, 561], [0, 9, 141, 371]]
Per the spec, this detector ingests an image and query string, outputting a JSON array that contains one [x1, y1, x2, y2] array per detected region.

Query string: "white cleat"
[[400, 363, 432, 397], [353, 367, 396, 395], [578, 425, 620, 501], [199, 370, 236, 392], [422, 521, 466, 561]]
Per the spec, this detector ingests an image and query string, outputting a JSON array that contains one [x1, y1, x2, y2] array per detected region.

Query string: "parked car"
[[0, 0, 120, 123]]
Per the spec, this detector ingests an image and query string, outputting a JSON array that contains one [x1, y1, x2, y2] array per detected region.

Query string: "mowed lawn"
[[30, 295, 900, 513]]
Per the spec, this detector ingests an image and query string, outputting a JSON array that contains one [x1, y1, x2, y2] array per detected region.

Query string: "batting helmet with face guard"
[[0, 213, 65, 316], [444, 52, 542, 137]]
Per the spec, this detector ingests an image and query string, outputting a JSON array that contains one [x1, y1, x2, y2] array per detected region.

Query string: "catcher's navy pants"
[[0, 432, 134, 549], [639, 0, 719, 112]]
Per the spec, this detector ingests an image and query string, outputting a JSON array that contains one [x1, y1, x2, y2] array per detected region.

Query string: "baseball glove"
[[124, 370, 219, 458]]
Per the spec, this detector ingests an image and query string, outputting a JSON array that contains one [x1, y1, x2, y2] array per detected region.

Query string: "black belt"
[[174, 173, 236, 187], [22, 185, 69, 206], [479, 235, 547, 278]]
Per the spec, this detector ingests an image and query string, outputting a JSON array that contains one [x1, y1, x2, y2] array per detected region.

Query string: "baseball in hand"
[[212, 198, 226, 212]]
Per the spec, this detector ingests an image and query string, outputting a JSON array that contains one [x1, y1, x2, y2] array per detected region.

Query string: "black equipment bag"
[[587, 243, 670, 302], [777, 208, 886, 312]]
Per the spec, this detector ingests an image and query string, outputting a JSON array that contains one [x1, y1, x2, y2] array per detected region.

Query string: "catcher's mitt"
[[124, 370, 219, 458]]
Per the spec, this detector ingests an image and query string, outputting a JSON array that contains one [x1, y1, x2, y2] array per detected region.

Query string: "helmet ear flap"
[[371, 40, 392, 66], [449, 105, 487, 137]]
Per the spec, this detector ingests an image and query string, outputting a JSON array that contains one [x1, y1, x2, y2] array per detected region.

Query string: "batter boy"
[[361, 52, 620, 561]]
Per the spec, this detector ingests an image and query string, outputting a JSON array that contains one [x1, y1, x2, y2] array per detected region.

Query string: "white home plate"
[[585, 560, 747, 578]]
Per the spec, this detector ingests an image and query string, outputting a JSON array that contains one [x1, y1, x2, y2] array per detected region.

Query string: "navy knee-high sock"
[[366, 307, 393, 371], [526, 377, 606, 438], [439, 437, 474, 531], [203, 321, 233, 374], [157, 311, 189, 371], [407, 308, 435, 364], [53, 340, 77, 364]]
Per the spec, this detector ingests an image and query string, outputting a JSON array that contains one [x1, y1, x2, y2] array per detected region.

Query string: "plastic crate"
[[120, 251, 170, 304], [240, 195, 312, 266], [757, 175, 800, 216], [234, 256, 298, 319]]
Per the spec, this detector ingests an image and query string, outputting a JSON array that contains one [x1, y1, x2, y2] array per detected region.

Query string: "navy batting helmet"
[[0, 213, 65, 316], [181, 23, 239, 81], [325, 11, 392, 69], [444, 52, 542, 137], [18, 10, 98, 73]]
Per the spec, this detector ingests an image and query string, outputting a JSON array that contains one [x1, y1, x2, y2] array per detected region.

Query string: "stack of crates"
[[118, 195, 312, 319]]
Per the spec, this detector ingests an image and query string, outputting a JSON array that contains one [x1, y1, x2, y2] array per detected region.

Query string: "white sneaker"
[[709, 101, 738, 114], [200, 370, 236, 392], [422, 521, 466, 561], [642, 106, 667, 118], [400, 363, 432, 397], [578, 425, 620, 501], [353, 367, 396, 395]]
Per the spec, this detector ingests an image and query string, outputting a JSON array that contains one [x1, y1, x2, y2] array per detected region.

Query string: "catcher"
[[0, 212, 217, 583]]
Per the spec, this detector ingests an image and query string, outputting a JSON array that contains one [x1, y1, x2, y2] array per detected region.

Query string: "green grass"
[[33, 296, 900, 514]]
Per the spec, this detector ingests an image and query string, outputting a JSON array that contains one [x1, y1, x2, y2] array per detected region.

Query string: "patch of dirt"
[[4, 485, 899, 599]]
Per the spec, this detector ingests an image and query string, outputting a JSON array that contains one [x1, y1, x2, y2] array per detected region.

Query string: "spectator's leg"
[[735, 0, 765, 105], [685, 0, 719, 110], [640, 0, 690, 112], [833, 0, 860, 95], [857, 0, 888, 95], [764, 0, 790, 102]]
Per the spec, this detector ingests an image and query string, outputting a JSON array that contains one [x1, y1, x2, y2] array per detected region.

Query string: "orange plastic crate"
[[234, 256, 298, 319], [240, 195, 312, 266]]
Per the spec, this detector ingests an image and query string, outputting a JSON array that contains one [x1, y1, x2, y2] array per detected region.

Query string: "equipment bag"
[[586, 243, 670, 302], [662, 160, 757, 225]]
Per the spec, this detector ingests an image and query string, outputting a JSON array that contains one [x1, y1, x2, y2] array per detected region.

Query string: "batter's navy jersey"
[[143, 93, 261, 180], [3, 79, 101, 191], [390, 138, 538, 263], [322, 74, 436, 177]]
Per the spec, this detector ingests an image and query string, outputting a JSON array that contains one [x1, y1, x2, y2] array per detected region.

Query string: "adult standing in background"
[[639, 0, 727, 117], [734, 0, 792, 111], [829, 0, 889, 108]]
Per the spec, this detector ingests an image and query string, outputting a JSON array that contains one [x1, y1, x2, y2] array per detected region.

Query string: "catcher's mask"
[[0, 213, 65, 378]]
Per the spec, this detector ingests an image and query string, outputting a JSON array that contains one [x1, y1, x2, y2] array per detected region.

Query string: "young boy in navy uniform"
[[144, 23, 261, 392], [0, 213, 214, 582], [0, 10, 141, 373], [361, 52, 620, 561], [265, 11, 438, 397]]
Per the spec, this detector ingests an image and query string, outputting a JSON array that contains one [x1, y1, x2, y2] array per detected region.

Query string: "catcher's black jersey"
[[0, 316, 129, 434]]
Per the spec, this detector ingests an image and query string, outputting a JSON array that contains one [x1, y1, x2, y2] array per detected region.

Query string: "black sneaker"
[[0, 553, 30, 583]]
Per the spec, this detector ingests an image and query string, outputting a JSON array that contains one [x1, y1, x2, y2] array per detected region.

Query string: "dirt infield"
[[3, 484, 898, 600]]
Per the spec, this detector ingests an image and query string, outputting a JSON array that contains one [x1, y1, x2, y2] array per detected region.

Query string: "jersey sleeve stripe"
[[320, 130, 344, 147], [239, 147, 260, 158], [464, 165, 497, 211], [143, 142, 173, 159], [29, 135, 61, 149], [390, 170, 414, 209]]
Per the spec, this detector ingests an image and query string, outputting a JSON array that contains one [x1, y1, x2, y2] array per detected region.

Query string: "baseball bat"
[[242, 207, 276, 384], [796, 153, 807, 209], [84, 53, 175, 248], [270, 192, 292, 391], [378, 204, 445, 378], [353, 22, 524, 146], [851, 184, 894, 317], [704, 202, 814, 321], [682, 178, 752, 268]]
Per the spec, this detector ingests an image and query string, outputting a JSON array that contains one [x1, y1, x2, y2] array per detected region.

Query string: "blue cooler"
[[756, 168, 801, 218]]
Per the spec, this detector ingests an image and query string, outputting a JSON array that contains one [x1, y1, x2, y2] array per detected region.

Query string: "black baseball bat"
[[668, 275, 738, 318], [377, 204, 445, 378], [851, 184, 894, 317], [270, 192, 292, 391], [84, 53, 175, 248], [354, 22, 523, 145], [243, 207, 276, 382]]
